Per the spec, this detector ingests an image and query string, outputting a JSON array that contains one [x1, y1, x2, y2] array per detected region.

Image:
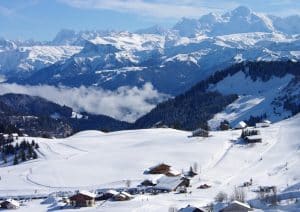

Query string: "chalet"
[[112, 191, 133, 201], [245, 135, 262, 143], [144, 163, 171, 175], [155, 176, 190, 192], [69, 190, 96, 207], [234, 121, 247, 129], [256, 120, 271, 128], [179, 205, 206, 212], [220, 201, 253, 212], [1, 199, 20, 209], [191, 128, 209, 137]]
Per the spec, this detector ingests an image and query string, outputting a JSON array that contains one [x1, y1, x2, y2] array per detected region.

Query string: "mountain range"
[[0, 6, 299, 133], [1, 6, 300, 95]]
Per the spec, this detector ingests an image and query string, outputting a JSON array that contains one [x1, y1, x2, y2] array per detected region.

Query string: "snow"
[[208, 71, 294, 129], [0, 45, 82, 73], [0, 114, 299, 211], [77, 190, 96, 198]]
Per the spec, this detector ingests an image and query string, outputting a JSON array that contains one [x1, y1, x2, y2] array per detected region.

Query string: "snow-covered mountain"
[[0, 6, 300, 95], [0, 40, 82, 78], [133, 61, 300, 130]]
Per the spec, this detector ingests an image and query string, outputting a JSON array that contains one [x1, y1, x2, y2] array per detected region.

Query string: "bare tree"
[[231, 187, 246, 202], [168, 206, 178, 212], [193, 162, 198, 173], [215, 191, 228, 203]]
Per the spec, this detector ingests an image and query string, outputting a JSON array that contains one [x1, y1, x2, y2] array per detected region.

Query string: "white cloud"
[[59, 0, 300, 18], [0, 83, 169, 122], [59, 0, 226, 19]]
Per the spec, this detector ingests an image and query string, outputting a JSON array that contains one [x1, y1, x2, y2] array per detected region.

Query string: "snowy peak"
[[0, 38, 17, 51], [136, 25, 168, 35], [172, 18, 202, 37], [171, 6, 300, 37], [51, 29, 77, 45]]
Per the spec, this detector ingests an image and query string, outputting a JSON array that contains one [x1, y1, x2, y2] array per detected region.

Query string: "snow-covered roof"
[[231, 200, 252, 209], [3, 199, 20, 207], [235, 121, 247, 129], [114, 191, 133, 199], [262, 120, 271, 124], [246, 135, 262, 140], [78, 190, 96, 198], [120, 191, 132, 198], [179, 205, 205, 212], [105, 189, 119, 195], [155, 176, 187, 191]]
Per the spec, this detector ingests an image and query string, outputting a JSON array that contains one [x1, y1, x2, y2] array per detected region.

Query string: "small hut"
[[234, 121, 247, 129], [69, 190, 96, 207], [1, 199, 20, 209], [191, 128, 209, 137], [220, 201, 253, 212]]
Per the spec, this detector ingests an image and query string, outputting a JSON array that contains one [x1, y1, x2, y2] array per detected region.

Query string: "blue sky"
[[0, 0, 299, 41]]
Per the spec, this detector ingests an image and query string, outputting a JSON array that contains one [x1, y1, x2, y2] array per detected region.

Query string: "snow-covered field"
[[0, 115, 300, 211]]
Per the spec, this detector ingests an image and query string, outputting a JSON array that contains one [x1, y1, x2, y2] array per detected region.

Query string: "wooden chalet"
[[144, 163, 171, 175], [1, 199, 20, 209], [220, 201, 253, 212], [69, 190, 96, 207]]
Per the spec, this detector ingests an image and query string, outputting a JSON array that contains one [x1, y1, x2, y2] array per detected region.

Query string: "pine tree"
[[32, 150, 38, 159], [13, 154, 19, 165], [20, 149, 26, 162]]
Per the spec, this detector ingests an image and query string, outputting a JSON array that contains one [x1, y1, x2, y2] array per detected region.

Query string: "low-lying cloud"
[[0, 83, 169, 122]]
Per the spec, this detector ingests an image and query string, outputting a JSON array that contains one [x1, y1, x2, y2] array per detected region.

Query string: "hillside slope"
[[0, 114, 299, 211], [0, 93, 131, 137], [133, 61, 300, 130]]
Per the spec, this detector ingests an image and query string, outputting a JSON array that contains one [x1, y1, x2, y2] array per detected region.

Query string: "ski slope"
[[0, 115, 300, 211]]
